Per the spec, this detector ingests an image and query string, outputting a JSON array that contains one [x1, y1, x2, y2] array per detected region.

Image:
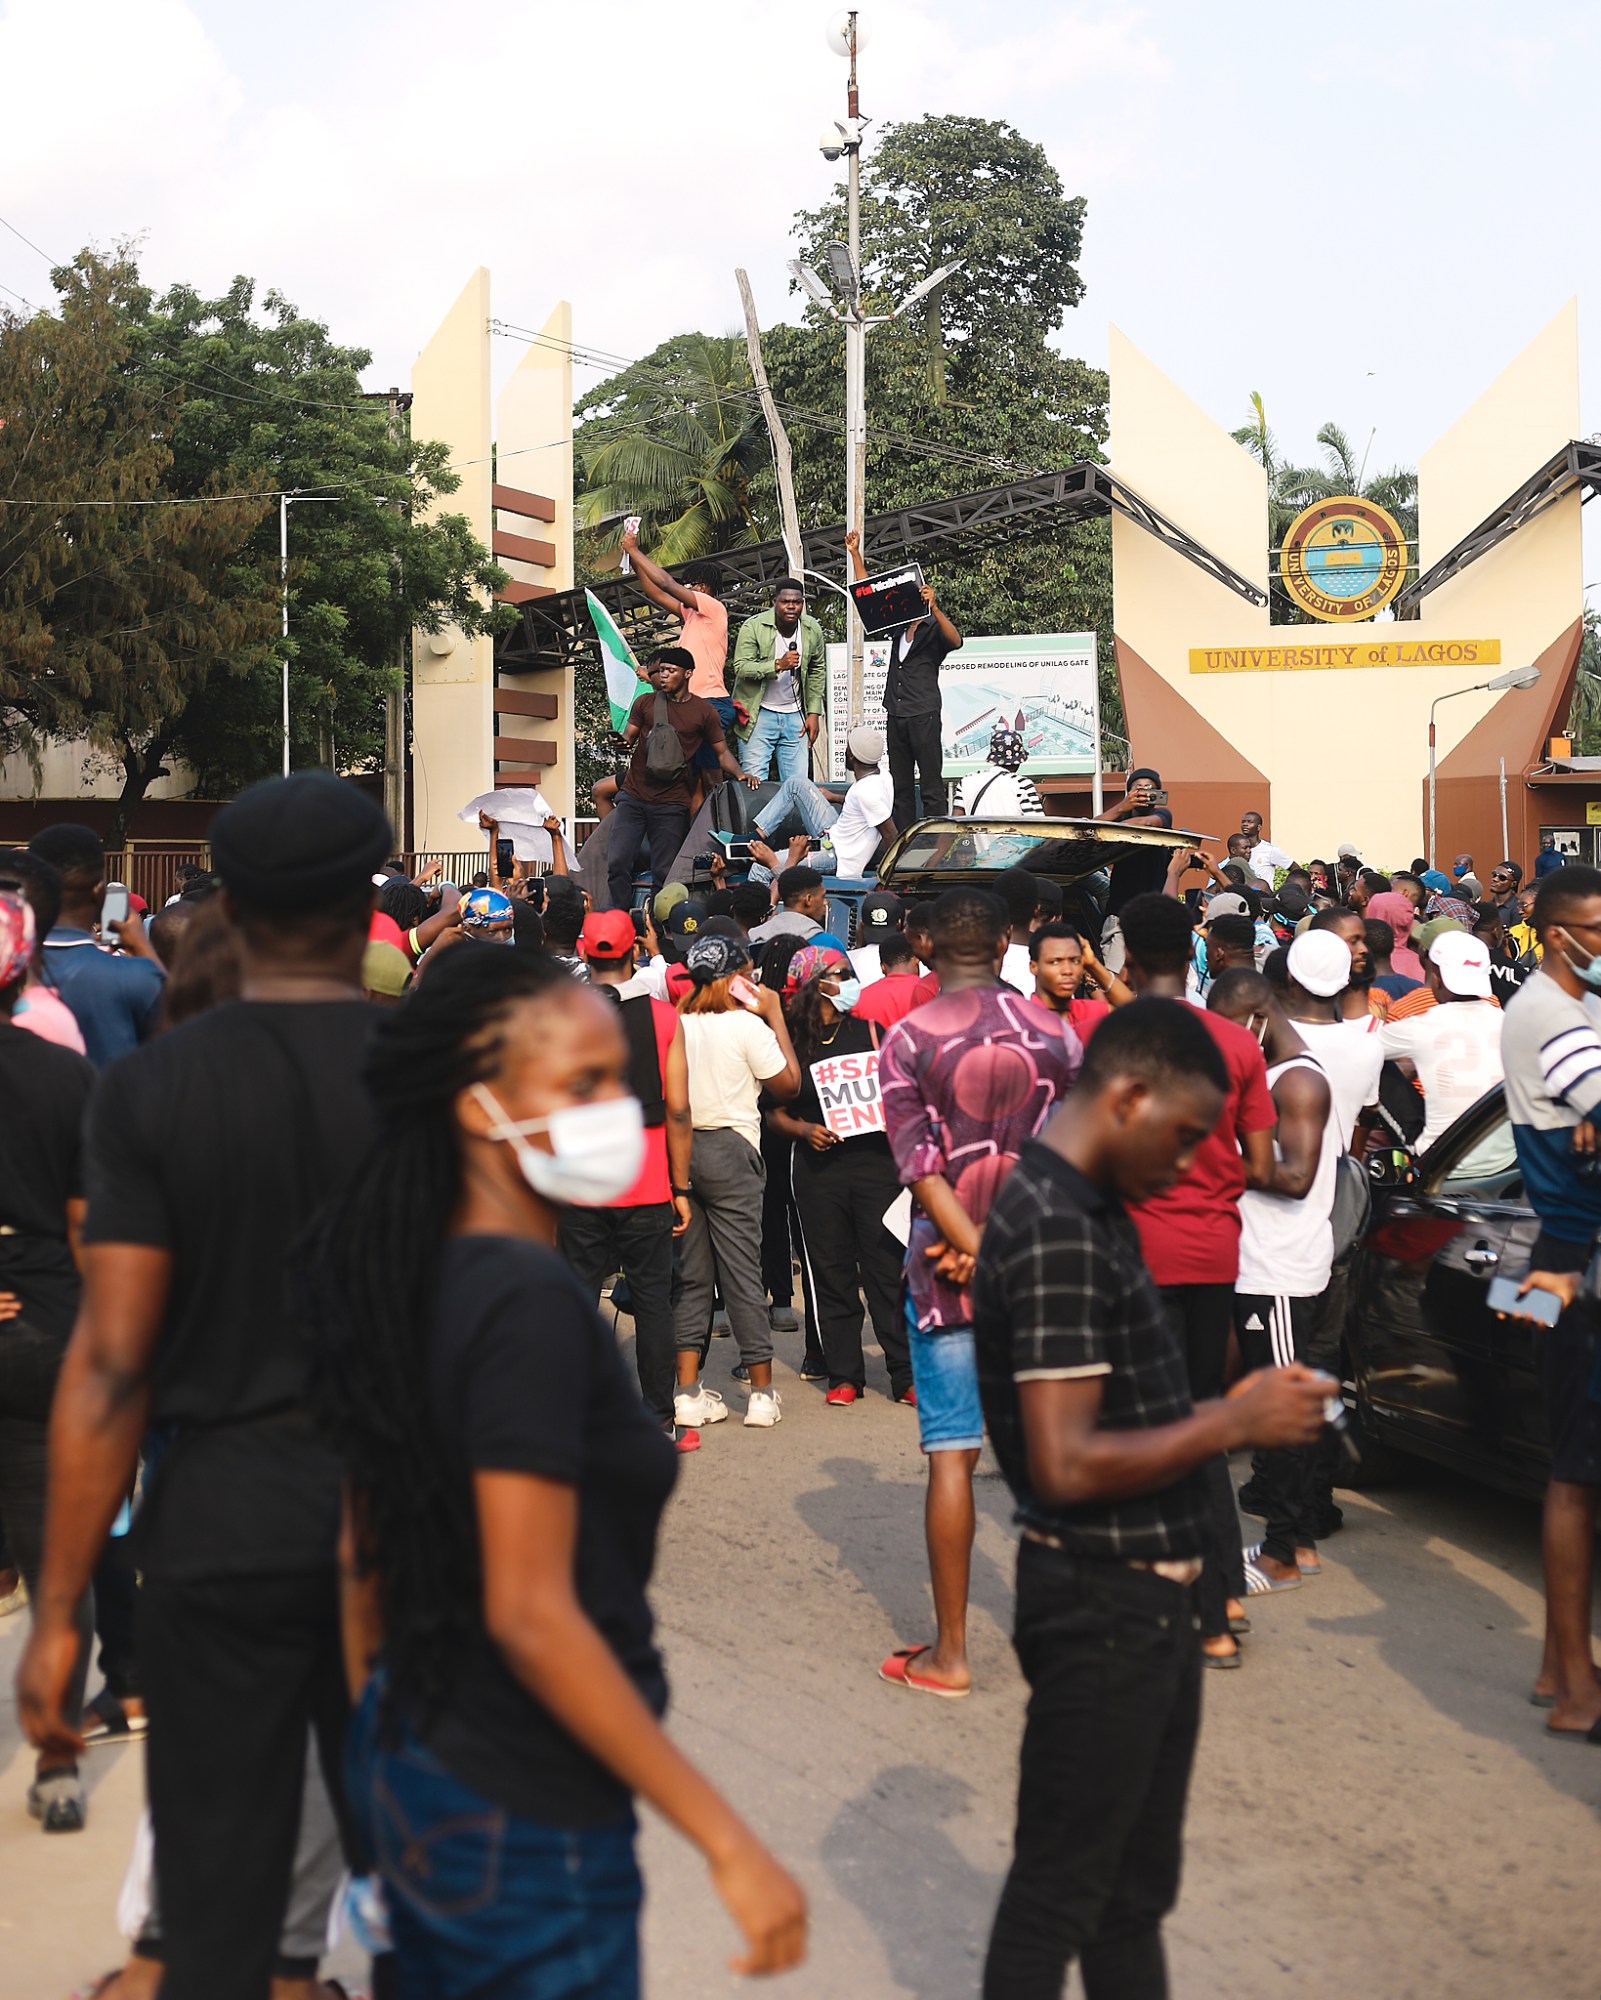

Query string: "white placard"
[[809, 1048, 885, 1138]]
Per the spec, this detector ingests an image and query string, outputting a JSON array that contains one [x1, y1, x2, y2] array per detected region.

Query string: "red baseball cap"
[[579, 910, 637, 959]]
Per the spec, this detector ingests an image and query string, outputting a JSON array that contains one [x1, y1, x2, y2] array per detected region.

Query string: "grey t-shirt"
[[762, 626, 801, 711]]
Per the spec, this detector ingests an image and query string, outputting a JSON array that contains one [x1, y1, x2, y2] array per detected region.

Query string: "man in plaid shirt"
[[974, 999, 1328, 1998]]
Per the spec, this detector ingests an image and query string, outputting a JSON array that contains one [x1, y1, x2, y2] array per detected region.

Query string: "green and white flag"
[[586, 590, 650, 733]]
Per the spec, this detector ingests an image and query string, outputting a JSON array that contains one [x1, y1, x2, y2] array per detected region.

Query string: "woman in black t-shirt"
[[0, 886, 96, 1832], [304, 947, 804, 1997], [766, 945, 912, 1404]]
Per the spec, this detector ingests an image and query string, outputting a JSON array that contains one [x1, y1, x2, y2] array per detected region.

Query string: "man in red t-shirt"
[[556, 911, 698, 1448], [1026, 919, 1131, 1042], [855, 932, 925, 1028], [1120, 893, 1277, 1664]]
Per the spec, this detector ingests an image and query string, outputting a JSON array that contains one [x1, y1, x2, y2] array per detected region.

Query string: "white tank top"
[[1236, 1053, 1341, 1300]]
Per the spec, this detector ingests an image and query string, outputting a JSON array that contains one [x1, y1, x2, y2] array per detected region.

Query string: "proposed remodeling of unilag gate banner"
[[809, 1051, 885, 1139]]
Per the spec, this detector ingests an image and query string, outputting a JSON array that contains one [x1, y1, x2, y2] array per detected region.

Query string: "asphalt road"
[[2, 1318, 1598, 1998]]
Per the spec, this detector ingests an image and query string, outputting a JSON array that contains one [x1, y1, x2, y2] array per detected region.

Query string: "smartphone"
[[495, 838, 516, 878], [1486, 1274, 1562, 1326], [101, 881, 131, 928], [729, 976, 762, 1012], [721, 839, 754, 863]]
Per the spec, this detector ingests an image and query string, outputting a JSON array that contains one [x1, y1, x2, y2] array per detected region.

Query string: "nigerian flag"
[[586, 590, 650, 732]]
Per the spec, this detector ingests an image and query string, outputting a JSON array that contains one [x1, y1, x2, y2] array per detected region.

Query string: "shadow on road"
[[821, 1763, 1003, 2000]]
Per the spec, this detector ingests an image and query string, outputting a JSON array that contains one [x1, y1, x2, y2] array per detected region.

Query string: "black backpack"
[[645, 696, 687, 784]]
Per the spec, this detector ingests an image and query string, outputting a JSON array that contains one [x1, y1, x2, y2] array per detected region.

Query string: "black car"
[[1347, 1085, 1552, 1499]]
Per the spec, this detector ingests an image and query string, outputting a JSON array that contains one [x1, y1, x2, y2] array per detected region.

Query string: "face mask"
[[1560, 937, 1601, 992], [471, 1085, 646, 1206], [830, 978, 862, 1013]]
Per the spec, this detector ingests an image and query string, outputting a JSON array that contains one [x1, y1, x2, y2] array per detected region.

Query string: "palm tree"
[[1234, 398, 1420, 622], [575, 334, 772, 565]]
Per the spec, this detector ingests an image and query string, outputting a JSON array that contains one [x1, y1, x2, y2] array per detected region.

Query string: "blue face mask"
[[830, 978, 862, 1013], [1562, 937, 1601, 990], [1453, 863, 1468, 879]]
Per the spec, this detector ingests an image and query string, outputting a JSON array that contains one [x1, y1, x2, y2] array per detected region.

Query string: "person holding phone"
[[1097, 770, 1176, 930], [27, 825, 165, 1068], [671, 935, 802, 1432]]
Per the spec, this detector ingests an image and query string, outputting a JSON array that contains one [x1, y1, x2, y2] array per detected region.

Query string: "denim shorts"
[[906, 1301, 984, 1453]]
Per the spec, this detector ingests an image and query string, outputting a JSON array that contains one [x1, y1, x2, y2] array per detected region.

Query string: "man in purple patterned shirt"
[[877, 889, 1081, 1697]]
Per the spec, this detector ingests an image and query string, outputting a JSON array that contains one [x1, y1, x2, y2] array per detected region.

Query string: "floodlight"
[[826, 10, 870, 57], [823, 240, 859, 299], [788, 261, 839, 313], [888, 260, 965, 318], [1486, 665, 1541, 691]]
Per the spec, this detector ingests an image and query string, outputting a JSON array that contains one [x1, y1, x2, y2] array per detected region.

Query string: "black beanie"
[[209, 773, 391, 912]]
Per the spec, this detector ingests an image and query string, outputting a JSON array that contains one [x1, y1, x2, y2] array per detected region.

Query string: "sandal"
[[82, 1689, 148, 1748], [878, 1646, 971, 1700]]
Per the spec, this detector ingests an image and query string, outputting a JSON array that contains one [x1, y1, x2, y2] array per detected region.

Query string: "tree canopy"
[[0, 250, 504, 837]]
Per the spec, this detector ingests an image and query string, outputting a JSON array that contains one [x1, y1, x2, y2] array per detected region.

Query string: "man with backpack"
[[558, 908, 698, 1448], [607, 646, 758, 914]]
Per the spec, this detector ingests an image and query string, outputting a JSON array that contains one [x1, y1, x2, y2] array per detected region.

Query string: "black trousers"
[[0, 1322, 92, 1732], [139, 1568, 351, 2000], [559, 1201, 678, 1426], [790, 1142, 912, 1396], [760, 1122, 796, 1310], [985, 1541, 1201, 2000], [1235, 1291, 1319, 1564], [1159, 1283, 1243, 1638], [605, 791, 688, 912], [886, 710, 944, 832]]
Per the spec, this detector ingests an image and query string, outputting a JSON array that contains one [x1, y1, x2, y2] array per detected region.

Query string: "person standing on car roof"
[[731, 580, 827, 785], [608, 648, 758, 916], [844, 530, 963, 833], [1498, 864, 1601, 1741], [1097, 769, 1175, 920]]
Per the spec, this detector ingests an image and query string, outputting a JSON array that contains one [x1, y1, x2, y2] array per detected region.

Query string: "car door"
[[1353, 1094, 1534, 1474]]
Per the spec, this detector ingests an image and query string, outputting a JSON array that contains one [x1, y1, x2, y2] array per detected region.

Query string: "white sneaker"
[[674, 1386, 729, 1429], [744, 1389, 783, 1428]]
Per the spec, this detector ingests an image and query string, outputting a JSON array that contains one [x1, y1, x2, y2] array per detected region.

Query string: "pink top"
[[12, 983, 89, 1054], [677, 592, 730, 702]]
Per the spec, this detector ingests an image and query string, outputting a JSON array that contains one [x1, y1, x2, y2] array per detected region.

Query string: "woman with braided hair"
[[303, 945, 804, 1996]]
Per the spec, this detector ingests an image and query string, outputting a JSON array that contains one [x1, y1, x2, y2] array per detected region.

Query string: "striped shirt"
[[1500, 970, 1601, 1245]]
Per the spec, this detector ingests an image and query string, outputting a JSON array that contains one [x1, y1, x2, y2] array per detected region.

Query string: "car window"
[[1430, 1107, 1523, 1198]]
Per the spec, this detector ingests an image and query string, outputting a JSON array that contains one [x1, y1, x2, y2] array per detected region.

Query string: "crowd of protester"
[[3, 760, 1597, 1999]]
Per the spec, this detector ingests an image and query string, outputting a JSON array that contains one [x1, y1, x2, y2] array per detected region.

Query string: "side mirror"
[[1368, 1148, 1419, 1190]]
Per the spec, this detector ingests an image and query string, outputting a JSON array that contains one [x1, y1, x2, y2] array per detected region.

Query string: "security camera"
[[819, 121, 845, 160]]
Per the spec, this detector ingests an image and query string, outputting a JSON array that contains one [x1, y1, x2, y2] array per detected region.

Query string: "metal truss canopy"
[[495, 462, 1268, 675], [1393, 439, 1601, 616]]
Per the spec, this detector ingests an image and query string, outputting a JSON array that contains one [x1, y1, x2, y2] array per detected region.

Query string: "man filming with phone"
[[28, 825, 164, 1068], [1498, 864, 1601, 1741]]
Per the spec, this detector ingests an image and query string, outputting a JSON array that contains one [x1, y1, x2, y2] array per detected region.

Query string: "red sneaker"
[[824, 1383, 859, 1407], [674, 1427, 702, 1453], [897, 1385, 918, 1406]]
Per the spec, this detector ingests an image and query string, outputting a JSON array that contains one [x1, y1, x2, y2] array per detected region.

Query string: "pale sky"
[[3, 0, 1597, 584]]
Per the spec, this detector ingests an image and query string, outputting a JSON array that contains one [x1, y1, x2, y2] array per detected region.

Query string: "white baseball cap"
[[1336, 841, 1362, 861], [1287, 929, 1353, 997], [1429, 929, 1493, 998]]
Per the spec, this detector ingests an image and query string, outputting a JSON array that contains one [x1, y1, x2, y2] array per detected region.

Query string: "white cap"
[[1336, 841, 1362, 861], [847, 725, 886, 766], [1287, 929, 1352, 997], [1205, 892, 1251, 920], [1429, 929, 1493, 998]]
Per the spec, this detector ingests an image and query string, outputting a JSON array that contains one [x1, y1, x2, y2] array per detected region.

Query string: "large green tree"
[[0, 250, 505, 838]]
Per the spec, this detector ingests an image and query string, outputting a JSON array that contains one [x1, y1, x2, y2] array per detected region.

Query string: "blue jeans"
[[740, 705, 809, 782], [694, 694, 738, 773], [748, 775, 839, 883], [347, 1680, 642, 2000]]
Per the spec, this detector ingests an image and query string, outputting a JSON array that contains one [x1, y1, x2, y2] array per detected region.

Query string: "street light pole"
[[842, 14, 866, 729], [1428, 664, 1542, 869], [279, 492, 291, 778]]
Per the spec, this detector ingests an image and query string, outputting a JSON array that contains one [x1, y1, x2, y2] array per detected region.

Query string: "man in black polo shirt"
[[973, 999, 1329, 1999]]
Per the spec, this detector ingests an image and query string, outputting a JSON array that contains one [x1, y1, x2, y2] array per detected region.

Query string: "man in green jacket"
[[732, 579, 827, 782]]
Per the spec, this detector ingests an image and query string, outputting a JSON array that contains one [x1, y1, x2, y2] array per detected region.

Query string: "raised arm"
[[920, 582, 962, 650], [620, 526, 699, 614], [844, 527, 868, 582]]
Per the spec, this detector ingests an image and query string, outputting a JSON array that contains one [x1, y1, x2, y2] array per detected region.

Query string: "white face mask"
[[471, 1084, 646, 1208]]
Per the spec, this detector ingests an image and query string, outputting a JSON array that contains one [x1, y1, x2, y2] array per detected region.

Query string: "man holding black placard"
[[846, 531, 963, 834]]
